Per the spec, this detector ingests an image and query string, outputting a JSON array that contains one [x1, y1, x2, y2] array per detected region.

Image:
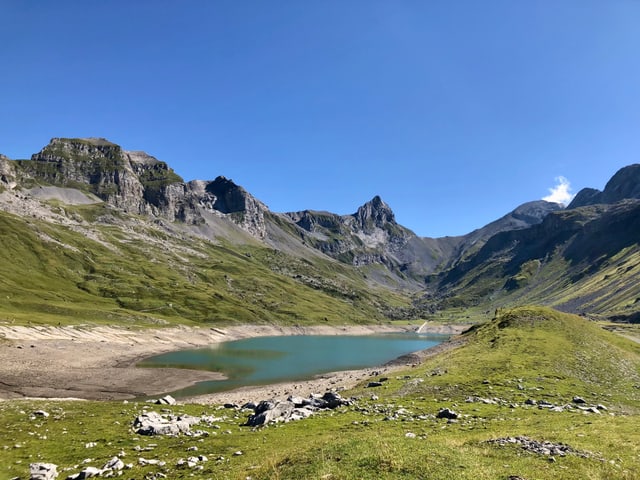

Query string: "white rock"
[[29, 462, 58, 480], [79, 466, 103, 478], [102, 457, 124, 471]]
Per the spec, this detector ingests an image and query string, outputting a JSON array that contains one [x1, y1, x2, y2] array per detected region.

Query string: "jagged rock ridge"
[[11, 138, 269, 238]]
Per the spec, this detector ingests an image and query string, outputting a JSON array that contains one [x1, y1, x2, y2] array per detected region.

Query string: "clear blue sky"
[[2, 1, 639, 237]]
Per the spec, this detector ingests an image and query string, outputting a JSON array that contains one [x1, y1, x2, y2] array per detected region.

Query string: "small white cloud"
[[543, 176, 575, 206]]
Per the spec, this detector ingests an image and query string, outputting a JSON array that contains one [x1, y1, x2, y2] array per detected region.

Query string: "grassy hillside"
[[1, 307, 638, 479], [431, 202, 640, 321], [0, 209, 410, 327]]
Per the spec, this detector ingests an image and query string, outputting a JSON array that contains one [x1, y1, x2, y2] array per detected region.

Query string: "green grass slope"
[[1, 307, 638, 479], [0, 209, 409, 327], [432, 201, 640, 321]]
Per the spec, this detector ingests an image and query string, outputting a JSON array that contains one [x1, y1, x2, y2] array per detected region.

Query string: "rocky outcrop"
[[30, 462, 58, 480], [203, 176, 268, 238], [354, 195, 396, 233], [245, 391, 352, 427], [568, 164, 640, 208], [0, 153, 16, 188], [20, 138, 147, 213], [133, 411, 200, 436], [284, 197, 419, 271], [14, 138, 268, 238]]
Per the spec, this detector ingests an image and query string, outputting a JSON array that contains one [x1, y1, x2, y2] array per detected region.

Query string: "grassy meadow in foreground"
[[1, 307, 639, 479]]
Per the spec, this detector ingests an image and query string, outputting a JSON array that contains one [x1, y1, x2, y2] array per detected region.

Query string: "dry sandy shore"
[[0, 323, 467, 405]]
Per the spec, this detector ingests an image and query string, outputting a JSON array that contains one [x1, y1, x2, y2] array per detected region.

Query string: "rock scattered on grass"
[[486, 436, 596, 459], [436, 408, 459, 420], [133, 411, 200, 436], [30, 463, 58, 480], [154, 395, 176, 406], [245, 391, 352, 427]]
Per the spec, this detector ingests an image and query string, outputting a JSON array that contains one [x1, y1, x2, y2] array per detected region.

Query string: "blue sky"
[[2, 1, 639, 237]]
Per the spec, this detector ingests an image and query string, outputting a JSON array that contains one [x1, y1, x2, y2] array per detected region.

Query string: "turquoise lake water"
[[138, 333, 447, 397]]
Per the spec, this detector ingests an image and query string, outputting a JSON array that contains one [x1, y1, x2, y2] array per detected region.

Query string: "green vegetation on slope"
[[1, 307, 639, 479], [432, 202, 640, 320], [0, 210, 409, 327]]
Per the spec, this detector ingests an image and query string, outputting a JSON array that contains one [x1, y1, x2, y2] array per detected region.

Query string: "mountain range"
[[1, 137, 639, 324]]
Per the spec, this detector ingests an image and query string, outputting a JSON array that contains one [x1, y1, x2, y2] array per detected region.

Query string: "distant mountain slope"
[[2, 137, 640, 323], [429, 200, 640, 320], [446, 200, 563, 267]]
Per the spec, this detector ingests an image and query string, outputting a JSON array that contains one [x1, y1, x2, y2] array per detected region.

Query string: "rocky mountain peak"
[[354, 195, 396, 232], [568, 164, 640, 208], [601, 163, 640, 203], [510, 200, 563, 223], [202, 176, 269, 238]]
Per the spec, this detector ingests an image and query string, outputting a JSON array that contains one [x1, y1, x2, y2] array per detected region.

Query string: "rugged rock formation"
[[202, 176, 268, 238], [13, 138, 268, 237], [0, 153, 16, 188], [18, 138, 148, 213], [568, 164, 640, 208], [133, 411, 201, 436], [245, 391, 352, 426], [284, 196, 430, 280]]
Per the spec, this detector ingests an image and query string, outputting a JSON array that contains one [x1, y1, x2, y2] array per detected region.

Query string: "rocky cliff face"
[[283, 196, 443, 282], [202, 176, 268, 238], [0, 153, 16, 188], [13, 138, 269, 238], [20, 138, 148, 213], [568, 164, 640, 208], [286, 197, 407, 258]]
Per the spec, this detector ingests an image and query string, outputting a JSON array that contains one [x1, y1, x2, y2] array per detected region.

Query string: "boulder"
[[102, 457, 124, 471], [133, 411, 200, 436], [436, 408, 459, 420], [77, 466, 102, 479], [30, 463, 58, 480], [321, 391, 348, 408], [156, 395, 176, 405], [287, 395, 307, 407], [246, 401, 296, 427]]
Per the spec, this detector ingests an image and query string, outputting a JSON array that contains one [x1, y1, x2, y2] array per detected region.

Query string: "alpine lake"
[[138, 332, 447, 398]]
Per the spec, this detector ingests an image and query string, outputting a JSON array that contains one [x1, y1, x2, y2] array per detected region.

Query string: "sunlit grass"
[[1, 307, 639, 479]]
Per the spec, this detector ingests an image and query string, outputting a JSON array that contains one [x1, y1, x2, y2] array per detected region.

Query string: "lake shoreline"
[[0, 323, 468, 403]]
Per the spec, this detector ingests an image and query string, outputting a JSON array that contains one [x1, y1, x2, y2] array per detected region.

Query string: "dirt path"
[[0, 323, 467, 403]]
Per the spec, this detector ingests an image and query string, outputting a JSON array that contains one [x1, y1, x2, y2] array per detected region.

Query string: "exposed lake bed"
[[0, 323, 467, 403]]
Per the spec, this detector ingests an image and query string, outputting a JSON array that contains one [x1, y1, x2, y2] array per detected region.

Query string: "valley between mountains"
[[0, 138, 639, 479]]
